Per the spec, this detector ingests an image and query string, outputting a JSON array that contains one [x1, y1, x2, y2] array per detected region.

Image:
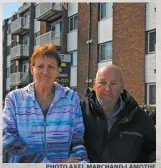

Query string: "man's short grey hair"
[[96, 64, 124, 88]]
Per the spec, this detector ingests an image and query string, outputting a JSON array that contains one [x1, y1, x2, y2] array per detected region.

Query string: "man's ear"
[[121, 82, 124, 93], [121, 86, 124, 94], [93, 78, 96, 90]]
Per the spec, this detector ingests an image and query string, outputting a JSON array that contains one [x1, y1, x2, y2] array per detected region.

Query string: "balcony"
[[10, 72, 29, 86], [10, 45, 29, 60], [36, 31, 61, 47], [36, 3, 62, 22], [18, 3, 31, 14], [11, 17, 30, 35]]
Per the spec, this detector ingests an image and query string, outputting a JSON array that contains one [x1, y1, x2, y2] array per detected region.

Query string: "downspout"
[[29, 3, 35, 83], [3, 20, 8, 100], [87, 3, 92, 87]]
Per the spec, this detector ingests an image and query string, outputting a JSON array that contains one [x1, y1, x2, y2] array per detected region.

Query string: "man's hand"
[[62, 157, 81, 163]]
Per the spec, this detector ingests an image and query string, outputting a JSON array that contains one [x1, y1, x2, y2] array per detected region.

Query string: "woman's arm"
[[68, 96, 89, 163], [3, 92, 28, 162]]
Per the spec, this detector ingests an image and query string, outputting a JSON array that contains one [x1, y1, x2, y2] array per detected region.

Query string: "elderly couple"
[[3, 44, 156, 163]]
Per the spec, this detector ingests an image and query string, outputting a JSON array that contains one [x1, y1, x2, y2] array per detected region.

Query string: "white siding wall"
[[98, 61, 112, 69], [146, 3, 156, 31], [70, 66, 77, 87], [98, 18, 113, 44], [145, 2, 156, 84], [67, 30, 77, 52], [67, 3, 78, 87], [145, 53, 156, 83], [34, 19, 40, 33], [68, 3, 78, 17]]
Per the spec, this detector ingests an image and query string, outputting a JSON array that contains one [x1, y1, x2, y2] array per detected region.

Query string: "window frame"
[[99, 41, 112, 62], [147, 30, 156, 54], [99, 3, 113, 20], [51, 22, 61, 38], [68, 14, 78, 32], [22, 63, 29, 74], [69, 50, 78, 66], [146, 83, 156, 106], [100, 3, 106, 20], [22, 13, 30, 27], [34, 31, 40, 46], [23, 37, 29, 49], [52, 2, 60, 7]]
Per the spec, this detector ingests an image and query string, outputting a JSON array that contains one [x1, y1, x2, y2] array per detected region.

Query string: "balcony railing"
[[36, 31, 61, 46], [10, 45, 29, 60], [10, 72, 29, 86], [11, 17, 30, 35], [36, 3, 62, 21]]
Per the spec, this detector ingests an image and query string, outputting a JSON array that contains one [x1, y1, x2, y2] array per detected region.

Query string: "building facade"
[[3, 2, 156, 105]]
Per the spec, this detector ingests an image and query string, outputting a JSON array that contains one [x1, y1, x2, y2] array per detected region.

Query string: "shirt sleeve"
[[69, 95, 89, 163]]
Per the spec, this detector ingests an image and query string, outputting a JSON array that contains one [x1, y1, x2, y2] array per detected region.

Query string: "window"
[[74, 15, 78, 29], [6, 67, 10, 78], [53, 2, 60, 7], [99, 41, 112, 61], [147, 84, 156, 105], [23, 38, 29, 49], [22, 14, 29, 26], [68, 15, 78, 32], [100, 3, 113, 20], [34, 31, 40, 46], [100, 3, 106, 19], [51, 22, 61, 38], [147, 30, 156, 53], [22, 63, 29, 74], [69, 50, 77, 66]]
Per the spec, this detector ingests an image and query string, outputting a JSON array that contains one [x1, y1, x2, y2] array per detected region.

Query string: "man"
[[81, 64, 156, 163]]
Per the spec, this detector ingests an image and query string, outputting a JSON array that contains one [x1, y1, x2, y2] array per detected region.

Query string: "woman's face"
[[30, 55, 59, 86]]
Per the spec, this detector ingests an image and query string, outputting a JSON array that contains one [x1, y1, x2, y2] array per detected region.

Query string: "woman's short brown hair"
[[30, 44, 61, 67]]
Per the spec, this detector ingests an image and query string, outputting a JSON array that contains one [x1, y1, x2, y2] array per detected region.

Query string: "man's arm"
[[147, 121, 156, 162], [142, 111, 156, 163]]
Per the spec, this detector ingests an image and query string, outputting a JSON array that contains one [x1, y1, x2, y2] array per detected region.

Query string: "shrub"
[[140, 104, 156, 125]]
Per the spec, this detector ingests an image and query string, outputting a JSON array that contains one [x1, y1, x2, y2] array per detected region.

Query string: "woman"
[[3, 44, 88, 163]]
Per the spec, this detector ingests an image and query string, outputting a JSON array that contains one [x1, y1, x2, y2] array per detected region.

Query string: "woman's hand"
[[62, 157, 81, 163]]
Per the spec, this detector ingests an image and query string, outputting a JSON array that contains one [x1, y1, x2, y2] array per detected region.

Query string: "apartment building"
[[3, 3, 35, 100], [3, 2, 156, 105], [77, 3, 156, 105]]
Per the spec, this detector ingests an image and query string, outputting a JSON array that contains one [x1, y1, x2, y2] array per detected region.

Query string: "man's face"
[[94, 67, 123, 107]]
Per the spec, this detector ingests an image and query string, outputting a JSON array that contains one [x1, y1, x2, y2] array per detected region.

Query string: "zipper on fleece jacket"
[[44, 115, 47, 157], [41, 107, 50, 157]]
